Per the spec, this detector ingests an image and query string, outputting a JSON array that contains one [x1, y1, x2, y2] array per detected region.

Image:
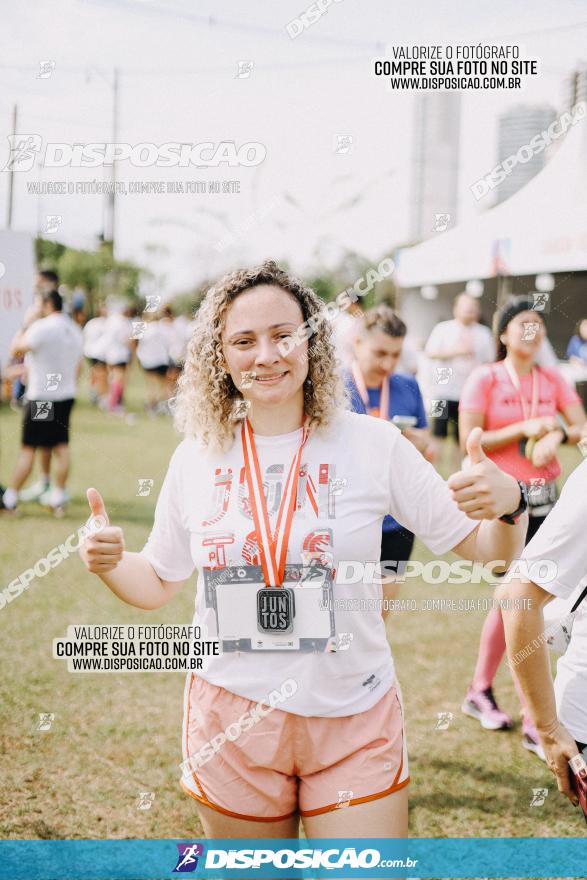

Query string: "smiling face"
[[501, 310, 545, 359], [221, 284, 308, 412]]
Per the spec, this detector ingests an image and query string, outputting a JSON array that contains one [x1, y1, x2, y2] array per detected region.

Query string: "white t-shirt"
[[83, 316, 107, 360], [164, 315, 191, 364], [24, 312, 83, 401], [424, 320, 495, 400], [141, 410, 476, 717], [136, 320, 170, 369], [520, 458, 587, 742], [101, 314, 132, 366]]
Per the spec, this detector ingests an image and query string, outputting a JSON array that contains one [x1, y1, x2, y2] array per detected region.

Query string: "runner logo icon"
[[173, 843, 205, 873]]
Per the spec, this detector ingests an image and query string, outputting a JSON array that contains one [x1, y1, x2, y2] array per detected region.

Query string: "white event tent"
[[396, 109, 587, 288]]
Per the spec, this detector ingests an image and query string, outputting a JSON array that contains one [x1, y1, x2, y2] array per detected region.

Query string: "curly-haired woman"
[[80, 261, 528, 839]]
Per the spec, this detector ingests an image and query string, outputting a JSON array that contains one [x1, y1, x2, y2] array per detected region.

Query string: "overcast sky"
[[1, 0, 586, 295]]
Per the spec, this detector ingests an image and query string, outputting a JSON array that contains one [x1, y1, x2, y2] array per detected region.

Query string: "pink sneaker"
[[522, 717, 547, 762], [461, 685, 513, 730]]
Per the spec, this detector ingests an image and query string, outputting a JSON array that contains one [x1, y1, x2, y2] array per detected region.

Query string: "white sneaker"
[[19, 480, 50, 502], [2, 487, 19, 510], [40, 486, 70, 509]]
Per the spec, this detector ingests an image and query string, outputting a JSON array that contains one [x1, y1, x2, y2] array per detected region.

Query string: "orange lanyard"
[[351, 361, 390, 419], [503, 358, 539, 421], [241, 418, 309, 587]]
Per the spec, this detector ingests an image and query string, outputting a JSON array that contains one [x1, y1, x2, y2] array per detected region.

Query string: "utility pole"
[[6, 104, 17, 229], [107, 67, 119, 257]]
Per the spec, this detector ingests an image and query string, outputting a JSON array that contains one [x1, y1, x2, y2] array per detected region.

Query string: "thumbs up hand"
[[465, 427, 487, 466], [87, 488, 109, 527], [447, 428, 522, 520], [80, 488, 125, 573]]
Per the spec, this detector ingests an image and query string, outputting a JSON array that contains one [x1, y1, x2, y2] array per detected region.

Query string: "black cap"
[[496, 297, 537, 338]]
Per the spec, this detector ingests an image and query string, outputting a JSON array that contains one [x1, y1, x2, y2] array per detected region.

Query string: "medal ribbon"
[[241, 417, 310, 587], [503, 358, 539, 421], [351, 360, 390, 420]]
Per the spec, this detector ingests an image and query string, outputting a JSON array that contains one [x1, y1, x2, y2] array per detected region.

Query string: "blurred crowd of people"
[[0, 270, 193, 515], [82, 300, 193, 416]]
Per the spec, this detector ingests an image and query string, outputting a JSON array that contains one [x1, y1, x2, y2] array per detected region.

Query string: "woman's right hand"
[[80, 488, 125, 574], [522, 416, 558, 439], [539, 721, 583, 804]]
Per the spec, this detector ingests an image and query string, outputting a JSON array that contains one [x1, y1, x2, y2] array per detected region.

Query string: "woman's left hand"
[[448, 427, 521, 520], [531, 431, 562, 468]]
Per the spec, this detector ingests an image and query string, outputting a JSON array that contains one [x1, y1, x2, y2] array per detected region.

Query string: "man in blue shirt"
[[567, 319, 587, 364], [344, 305, 430, 574]]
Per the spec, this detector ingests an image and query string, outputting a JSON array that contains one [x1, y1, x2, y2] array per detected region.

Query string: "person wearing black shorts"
[[380, 524, 415, 572], [432, 398, 460, 443], [21, 398, 75, 448], [2, 291, 83, 515], [144, 363, 168, 377]]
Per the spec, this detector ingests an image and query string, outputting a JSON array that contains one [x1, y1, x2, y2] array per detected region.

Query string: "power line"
[[0, 54, 373, 79], [86, 0, 385, 51]]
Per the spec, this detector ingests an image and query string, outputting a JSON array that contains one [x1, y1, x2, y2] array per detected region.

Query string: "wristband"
[[499, 480, 528, 525], [556, 418, 569, 444]]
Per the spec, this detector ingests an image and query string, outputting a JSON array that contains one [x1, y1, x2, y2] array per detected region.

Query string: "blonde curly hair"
[[174, 260, 347, 449]]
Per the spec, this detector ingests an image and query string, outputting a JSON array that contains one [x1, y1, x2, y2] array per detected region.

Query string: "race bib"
[[204, 564, 336, 652]]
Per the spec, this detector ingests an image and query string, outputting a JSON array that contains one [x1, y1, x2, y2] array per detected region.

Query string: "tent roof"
[[396, 108, 587, 287]]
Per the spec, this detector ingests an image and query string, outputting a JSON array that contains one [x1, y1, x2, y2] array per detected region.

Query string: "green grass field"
[[0, 364, 584, 844]]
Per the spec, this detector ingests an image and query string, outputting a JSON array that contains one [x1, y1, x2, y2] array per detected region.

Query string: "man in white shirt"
[[425, 293, 495, 472], [2, 290, 83, 515], [498, 458, 587, 811]]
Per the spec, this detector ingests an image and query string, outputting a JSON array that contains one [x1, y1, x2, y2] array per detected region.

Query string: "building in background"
[[409, 93, 461, 243], [494, 104, 557, 205], [564, 61, 587, 110]]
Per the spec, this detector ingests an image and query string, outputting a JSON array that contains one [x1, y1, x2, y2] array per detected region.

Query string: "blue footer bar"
[[0, 837, 585, 879]]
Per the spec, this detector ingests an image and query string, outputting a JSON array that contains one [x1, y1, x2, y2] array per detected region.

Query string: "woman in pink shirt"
[[459, 297, 586, 759]]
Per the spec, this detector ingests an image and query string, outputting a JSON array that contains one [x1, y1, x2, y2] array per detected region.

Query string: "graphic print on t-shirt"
[[200, 459, 340, 568], [199, 458, 339, 652], [201, 468, 233, 526]]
